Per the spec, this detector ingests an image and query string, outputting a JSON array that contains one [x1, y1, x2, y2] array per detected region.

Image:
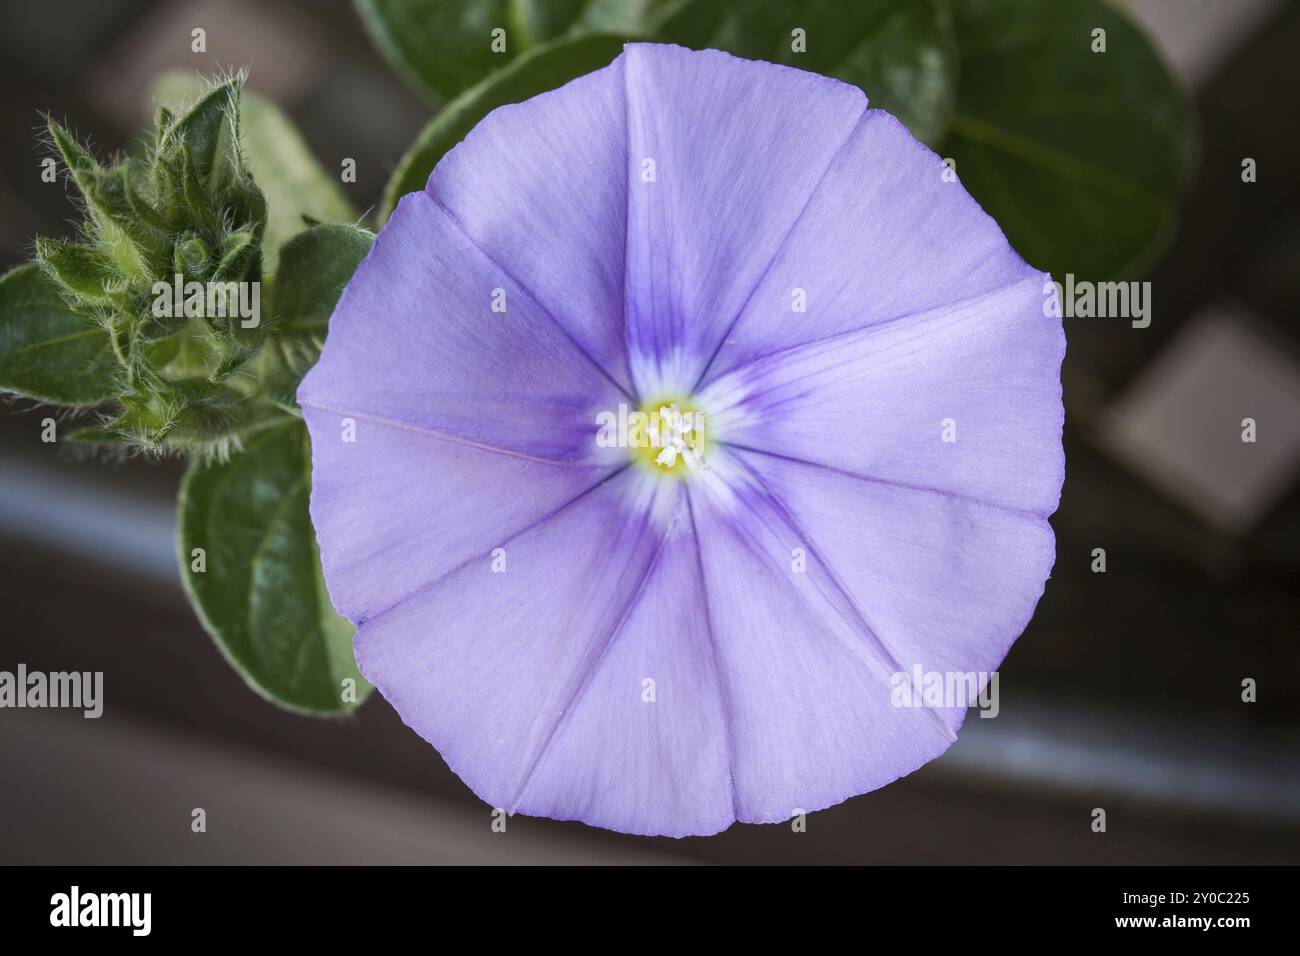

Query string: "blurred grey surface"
[[2, 711, 678, 864]]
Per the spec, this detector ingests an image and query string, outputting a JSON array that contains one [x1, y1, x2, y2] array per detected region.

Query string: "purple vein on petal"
[[684, 485, 743, 823], [506, 484, 682, 815], [729, 453, 959, 744], [298, 400, 598, 466], [619, 49, 655, 372], [423, 191, 638, 405], [722, 440, 1054, 523], [688, 106, 871, 395], [703, 274, 1047, 391], [355, 463, 632, 628], [619, 44, 868, 398]]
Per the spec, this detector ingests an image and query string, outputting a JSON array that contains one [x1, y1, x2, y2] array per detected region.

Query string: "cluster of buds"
[[36, 73, 274, 456]]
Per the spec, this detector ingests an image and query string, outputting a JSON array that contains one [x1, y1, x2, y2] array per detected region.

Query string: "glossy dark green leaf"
[[0, 264, 119, 405], [179, 418, 371, 714], [381, 32, 629, 219], [654, 0, 956, 146], [356, 0, 655, 102], [357, 0, 516, 102], [259, 223, 374, 403], [515, 0, 659, 44], [942, 0, 1193, 280], [271, 224, 374, 332]]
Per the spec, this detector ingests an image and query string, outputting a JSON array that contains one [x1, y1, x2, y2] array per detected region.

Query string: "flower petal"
[[510, 489, 736, 837], [685, 457, 959, 823], [622, 43, 867, 396], [298, 190, 626, 463], [352, 469, 689, 823], [303, 402, 617, 623], [731, 445, 1054, 717], [701, 275, 1065, 516], [304, 43, 1066, 837], [423, 56, 634, 393], [700, 109, 1040, 381]]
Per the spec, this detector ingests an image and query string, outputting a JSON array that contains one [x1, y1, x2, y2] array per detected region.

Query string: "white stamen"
[[650, 404, 706, 470]]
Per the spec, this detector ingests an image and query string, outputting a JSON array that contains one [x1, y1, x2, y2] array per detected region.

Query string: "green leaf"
[[271, 224, 374, 332], [49, 123, 170, 275], [47, 121, 104, 199], [152, 73, 355, 272], [35, 239, 118, 305], [381, 32, 629, 220], [178, 418, 371, 714], [237, 94, 355, 271], [942, 0, 1193, 280], [355, 0, 656, 102], [259, 223, 373, 403], [515, 0, 662, 45], [654, 0, 956, 146], [356, 0, 515, 102], [0, 264, 119, 405], [160, 78, 243, 186], [66, 424, 130, 445]]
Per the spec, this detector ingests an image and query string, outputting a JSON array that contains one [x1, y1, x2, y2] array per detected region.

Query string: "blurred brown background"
[[1, 0, 1298, 864]]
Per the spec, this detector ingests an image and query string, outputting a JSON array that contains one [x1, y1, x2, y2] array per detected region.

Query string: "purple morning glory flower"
[[298, 43, 1064, 837]]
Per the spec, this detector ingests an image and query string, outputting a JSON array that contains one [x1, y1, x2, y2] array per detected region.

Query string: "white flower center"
[[650, 404, 705, 471]]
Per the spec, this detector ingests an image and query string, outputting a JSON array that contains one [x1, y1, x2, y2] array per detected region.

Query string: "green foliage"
[[381, 32, 631, 220], [943, 0, 1193, 280], [153, 73, 356, 273], [1, 71, 374, 713], [0, 264, 119, 405], [258, 223, 374, 406], [354, 0, 661, 102], [4, 71, 371, 461], [0, 264, 120, 405], [371, 0, 1193, 280], [23, 75, 273, 455], [655, 0, 956, 147], [179, 418, 371, 714]]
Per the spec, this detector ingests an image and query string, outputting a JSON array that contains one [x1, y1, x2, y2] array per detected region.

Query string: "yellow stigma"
[[631, 397, 708, 477]]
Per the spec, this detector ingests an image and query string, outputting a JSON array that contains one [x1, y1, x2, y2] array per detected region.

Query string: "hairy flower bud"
[[36, 72, 273, 457]]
